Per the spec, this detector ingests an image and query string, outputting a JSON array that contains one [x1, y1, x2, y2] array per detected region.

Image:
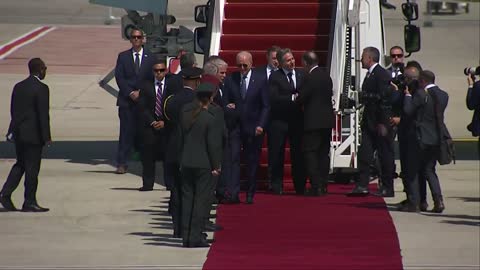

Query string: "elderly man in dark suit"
[[348, 47, 395, 197], [0, 58, 50, 212], [222, 51, 270, 204], [296, 51, 333, 196], [114, 28, 154, 174], [269, 48, 306, 195]]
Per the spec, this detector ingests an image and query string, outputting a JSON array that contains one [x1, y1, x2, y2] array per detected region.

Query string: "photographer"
[[403, 70, 448, 213], [391, 66, 422, 210], [466, 71, 480, 158]]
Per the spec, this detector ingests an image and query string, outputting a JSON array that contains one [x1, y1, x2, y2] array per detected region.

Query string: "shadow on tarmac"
[[129, 205, 184, 247]]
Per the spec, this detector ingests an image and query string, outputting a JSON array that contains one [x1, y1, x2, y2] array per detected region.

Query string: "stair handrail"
[[330, 0, 349, 112], [208, 0, 225, 56]]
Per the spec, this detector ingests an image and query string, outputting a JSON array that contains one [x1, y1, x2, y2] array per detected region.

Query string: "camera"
[[392, 74, 408, 91], [464, 66, 480, 76]]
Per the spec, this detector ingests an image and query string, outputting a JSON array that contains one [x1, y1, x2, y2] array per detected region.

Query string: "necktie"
[[155, 81, 163, 118], [240, 75, 247, 99], [134, 53, 140, 74], [287, 72, 296, 93]]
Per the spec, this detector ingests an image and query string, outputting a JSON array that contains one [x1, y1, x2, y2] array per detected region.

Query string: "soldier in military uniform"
[[179, 83, 224, 248], [163, 67, 203, 238]]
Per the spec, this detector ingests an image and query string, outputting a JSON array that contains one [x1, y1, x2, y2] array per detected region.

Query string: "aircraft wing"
[[89, 0, 168, 14]]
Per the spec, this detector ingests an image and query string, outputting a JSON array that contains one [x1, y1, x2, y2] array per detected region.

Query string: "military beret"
[[200, 74, 220, 88], [196, 82, 216, 94], [180, 67, 203, 80]]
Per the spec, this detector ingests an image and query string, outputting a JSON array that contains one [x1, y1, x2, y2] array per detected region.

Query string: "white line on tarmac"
[[0, 26, 56, 60]]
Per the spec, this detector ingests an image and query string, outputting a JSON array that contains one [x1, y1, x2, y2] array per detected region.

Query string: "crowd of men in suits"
[[0, 28, 451, 245], [347, 46, 449, 214]]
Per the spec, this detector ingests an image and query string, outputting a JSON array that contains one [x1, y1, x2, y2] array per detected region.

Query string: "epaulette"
[[163, 94, 174, 121]]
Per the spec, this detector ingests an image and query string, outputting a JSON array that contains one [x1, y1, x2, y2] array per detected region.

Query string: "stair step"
[[220, 50, 328, 68], [222, 19, 332, 35], [225, 3, 334, 19], [228, 0, 334, 3], [221, 35, 330, 51]]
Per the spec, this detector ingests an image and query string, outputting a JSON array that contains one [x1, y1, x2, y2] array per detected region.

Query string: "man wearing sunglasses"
[[388, 46, 405, 79], [114, 28, 154, 174], [137, 59, 176, 192]]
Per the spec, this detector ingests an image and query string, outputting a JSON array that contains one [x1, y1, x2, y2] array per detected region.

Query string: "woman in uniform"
[[179, 82, 224, 248]]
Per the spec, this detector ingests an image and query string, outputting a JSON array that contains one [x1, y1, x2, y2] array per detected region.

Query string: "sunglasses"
[[390, 54, 404, 58], [131, 35, 143, 40], [153, 68, 166, 72], [237, 64, 248, 68]]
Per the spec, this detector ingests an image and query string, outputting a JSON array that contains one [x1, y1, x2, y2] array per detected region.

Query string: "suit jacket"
[[404, 85, 449, 146], [9, 75, 51, 145], [138, 76, 178, 147], [115, 47, 154, 108], [296, 66, 334, 130], [180, 102, 224, 170], [269, 68, 305, 122], [361, 64, 393, 132], [223, 69, 270, 136]]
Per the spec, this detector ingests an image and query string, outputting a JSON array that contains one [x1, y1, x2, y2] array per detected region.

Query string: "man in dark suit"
[[386, 46, 405, 79], [296, 51, 333, 196], [137, 59, 178, 191], [223, 51, 270, 204], [269, 48, 306, 195], [163, 67, 203, 237], [403, 70, 448, 213], [258, 46, 280, 81], [0, 58, 50, 212], [348, 47, 395, 197], [114, 28, 154, 174]]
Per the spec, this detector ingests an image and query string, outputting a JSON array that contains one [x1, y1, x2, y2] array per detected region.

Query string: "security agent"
[[179, 83, 224, 248], [466, 74, 480, 158], [163, 66, 203, 238], [1, 58, 50, 212], [348, 47, 395, 197]]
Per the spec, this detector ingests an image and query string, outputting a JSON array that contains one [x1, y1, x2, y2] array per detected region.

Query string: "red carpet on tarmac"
[[203, 184, 403, 270]]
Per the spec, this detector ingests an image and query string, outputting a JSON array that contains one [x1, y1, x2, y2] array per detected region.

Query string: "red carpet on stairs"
[[203, 184, 403, 270]]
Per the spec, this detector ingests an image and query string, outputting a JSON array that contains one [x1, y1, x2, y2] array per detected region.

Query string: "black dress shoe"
[[138, 186, 153, 191], [22, 203, 49, 212], [0, 195, 17, 211], [183, 239, 210, 248], [205, 222, 223, 232], [222, 195, 240, 204], [398, 203, 420, 213], [419, 201, 429, 212], [347, 186, 369, 197], [272, 188, 283, 195], [373, 188, 395, 198]]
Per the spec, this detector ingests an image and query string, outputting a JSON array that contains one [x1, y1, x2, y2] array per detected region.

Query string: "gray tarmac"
[[0, 0, 479, 269]]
